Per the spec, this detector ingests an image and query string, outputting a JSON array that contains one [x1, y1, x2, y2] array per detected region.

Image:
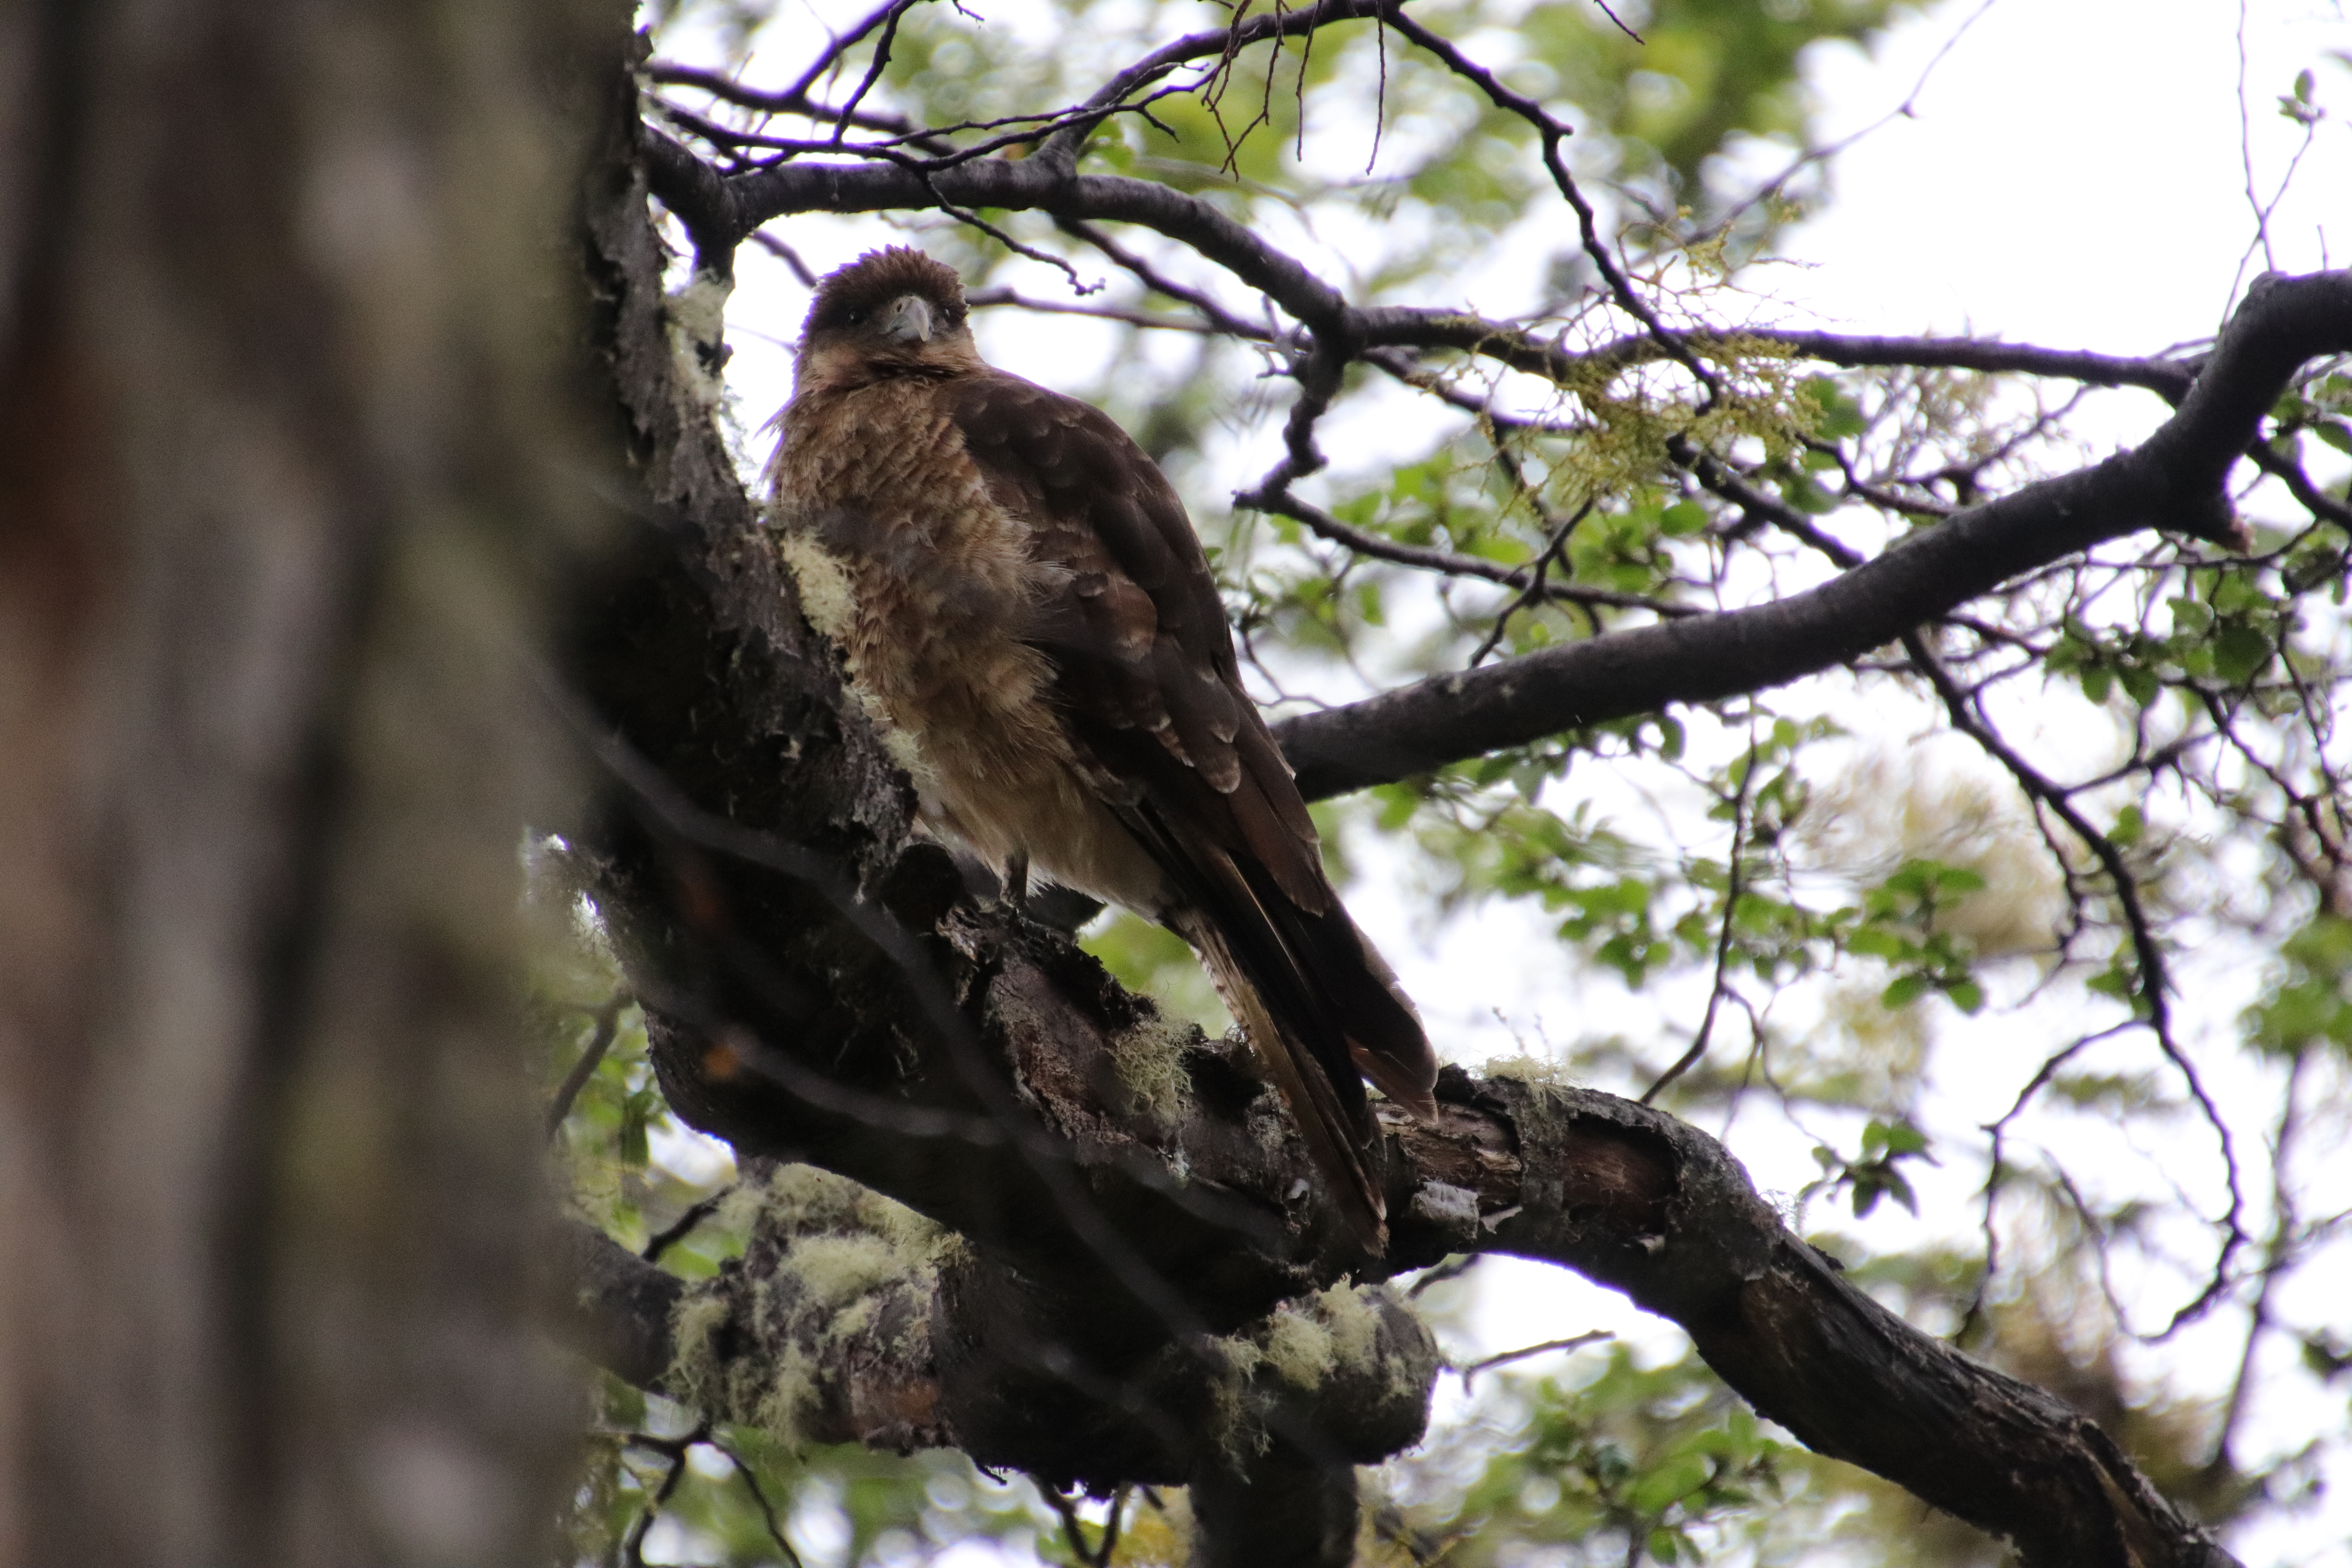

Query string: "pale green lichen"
[[828, 1296, 878, 1342], [759, 1166, 951, 1353], [1211, 1333, 1263, 1381], [1259, 1305, 1338, 1391], [1200, 1334, 1272, 1468], [666, 1285, 748, 1420], [1330, 1281, 1427, 1404], [1482, 1053, 1572, 1098], [773, 530, 863, 649], [869, 1196, 952, 1264], [1107, 1010, 1195, 1123], [1397, 307, 1820, 571], [761, 1164, 947, 1261], [1198, 1280, 1412, 1466], [1314, 1279, 1385, 1369], [762, 1162, 859, 1227], [666, 1165, 959, 1453], [713, 1180, 768, 1238], [770, 534, 938, 786], [751, 1345, 820, 1448], [663, 270, 733, 412], [786, 1233, 903, 1312]]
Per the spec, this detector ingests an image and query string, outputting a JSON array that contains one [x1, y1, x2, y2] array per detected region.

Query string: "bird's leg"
[[1001, 848, 1029, 915]]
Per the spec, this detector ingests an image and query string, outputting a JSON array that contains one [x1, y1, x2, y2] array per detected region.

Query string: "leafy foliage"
[[1401, 1346, 1793, 1567]]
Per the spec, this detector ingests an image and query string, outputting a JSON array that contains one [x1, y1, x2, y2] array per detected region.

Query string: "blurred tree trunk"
[[0, 1, 619, 1563]]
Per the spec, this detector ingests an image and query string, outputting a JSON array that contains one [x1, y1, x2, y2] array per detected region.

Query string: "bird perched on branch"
[[766, 246, 1438, 1249]]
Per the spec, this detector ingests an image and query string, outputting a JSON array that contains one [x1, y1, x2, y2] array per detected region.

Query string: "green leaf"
[[2213, 624, 2272, 684], [1863, 1119, 1929, 1158], [618, 1095, 650, 1168], [1661, 500, 1710, 535], [2283, 914, 2352, 975], [1879, 1167, 1918, 1214], [2212, 572, 2265, 615], [1629, 1452, 1711, 1515], [1846, 926, 1908, 961], [1881, 973, 1931, 1009]]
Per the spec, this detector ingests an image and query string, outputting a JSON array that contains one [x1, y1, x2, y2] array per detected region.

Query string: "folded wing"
[[945, 374, 1439, 1246]]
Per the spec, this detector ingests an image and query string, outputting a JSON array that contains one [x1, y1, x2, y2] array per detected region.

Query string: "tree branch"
[[643, 114, 2232, 408], [1273, 270, 2352, 799]]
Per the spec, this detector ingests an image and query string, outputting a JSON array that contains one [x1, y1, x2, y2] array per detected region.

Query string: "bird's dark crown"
[[805, 246, 967, 334]]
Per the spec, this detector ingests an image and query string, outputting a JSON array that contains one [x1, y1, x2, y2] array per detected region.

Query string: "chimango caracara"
[[767, 246, 1439, 1248]]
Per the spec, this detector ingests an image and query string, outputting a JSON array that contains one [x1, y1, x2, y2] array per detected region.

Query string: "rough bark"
[[0, 1, 618, 1563], [566, 94, 2289, 1567]]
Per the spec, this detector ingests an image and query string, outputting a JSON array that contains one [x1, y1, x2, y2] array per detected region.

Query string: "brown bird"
[[766, 246, 1438, 1248]]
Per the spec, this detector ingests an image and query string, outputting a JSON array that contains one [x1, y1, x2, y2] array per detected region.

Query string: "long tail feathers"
[[1163, 840, 1438, 1251], [1321, 921, 1440, 1125], [1177, 909, 1392, 1250]]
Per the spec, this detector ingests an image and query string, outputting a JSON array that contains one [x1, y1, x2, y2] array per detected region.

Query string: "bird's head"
[[794, 246, 982, 389]]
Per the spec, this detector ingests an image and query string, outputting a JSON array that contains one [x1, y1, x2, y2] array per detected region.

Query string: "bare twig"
[[1381, 5, 1722, 407], [646, 60, 927, 139], [1408, 1254, 1482, 1297], [1641, 721, 1757, 1103], [713, 1436, 811, 1568], [642, 1183, 739, 1263], [1053, 216, 1276, 339], [2207, 1047, 2308, 1476], [831, 0, 924, 145], [966, 285, 1225, 334], [1239, 485, 1693, 619], [1903, 630, 2247, 1329], [1454, 1330, 1613, 1388], [1045, 1483, 1130, 1568], [788, 0, 911, 103], [1468, 499, 1594, 664], [1962, 1020, 2135, 1341], [1700, 0, 1996, 243], [751, 228, 820, 287], [620, 1421, 711, 1568], [547, 989, 633, 1140]]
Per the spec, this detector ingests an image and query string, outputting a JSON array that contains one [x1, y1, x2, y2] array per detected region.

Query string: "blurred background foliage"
[[554, 0, 2352, 1561]]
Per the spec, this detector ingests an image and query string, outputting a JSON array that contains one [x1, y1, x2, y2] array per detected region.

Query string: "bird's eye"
[[844, 307, 868, 326]]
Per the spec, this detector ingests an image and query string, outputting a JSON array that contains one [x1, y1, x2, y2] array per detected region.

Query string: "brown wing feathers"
[[949, 373, 1437, 1245], [785, 247, 1439, 1249]]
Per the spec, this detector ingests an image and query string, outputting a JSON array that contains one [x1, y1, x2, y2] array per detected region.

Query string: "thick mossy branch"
[[665, 1162, 953, 1452], [569, 1159, 1436, 1489]]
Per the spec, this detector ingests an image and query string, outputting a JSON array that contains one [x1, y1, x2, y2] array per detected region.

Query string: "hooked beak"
[[878, 293, 936, 345]]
